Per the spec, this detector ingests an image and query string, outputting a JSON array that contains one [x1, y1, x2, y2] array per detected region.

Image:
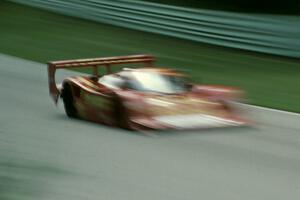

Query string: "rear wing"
[[47, 54, 155, 104]]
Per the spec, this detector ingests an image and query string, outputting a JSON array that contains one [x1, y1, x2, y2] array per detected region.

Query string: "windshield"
[[128, 72, 189, 93]]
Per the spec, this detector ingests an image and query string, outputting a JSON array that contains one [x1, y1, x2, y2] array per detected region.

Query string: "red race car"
[[48, 55, 249, 130]]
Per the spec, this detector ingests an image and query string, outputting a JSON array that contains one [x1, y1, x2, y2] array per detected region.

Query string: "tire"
[[62, 84, 77, 118]]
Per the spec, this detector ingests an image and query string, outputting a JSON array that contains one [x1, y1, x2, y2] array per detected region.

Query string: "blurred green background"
[[1, 1, 299, 112]]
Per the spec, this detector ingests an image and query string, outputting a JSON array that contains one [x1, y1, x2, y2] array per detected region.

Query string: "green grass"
[[1, 1, 300, 112]]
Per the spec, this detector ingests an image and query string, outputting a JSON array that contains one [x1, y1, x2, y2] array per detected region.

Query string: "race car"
[[48, 54, 249, 130]]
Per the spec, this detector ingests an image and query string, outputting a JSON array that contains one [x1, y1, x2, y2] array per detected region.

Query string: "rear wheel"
[[62, 84, 77, 118]]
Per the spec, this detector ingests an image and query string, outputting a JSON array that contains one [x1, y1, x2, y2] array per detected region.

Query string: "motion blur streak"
[[0, 53, 299, 199]]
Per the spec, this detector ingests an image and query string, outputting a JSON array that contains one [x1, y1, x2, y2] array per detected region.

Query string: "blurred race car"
[[48, 55, 249, 130]]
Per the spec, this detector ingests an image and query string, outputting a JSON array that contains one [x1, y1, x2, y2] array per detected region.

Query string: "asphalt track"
[[0, 53, 299, 200]]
